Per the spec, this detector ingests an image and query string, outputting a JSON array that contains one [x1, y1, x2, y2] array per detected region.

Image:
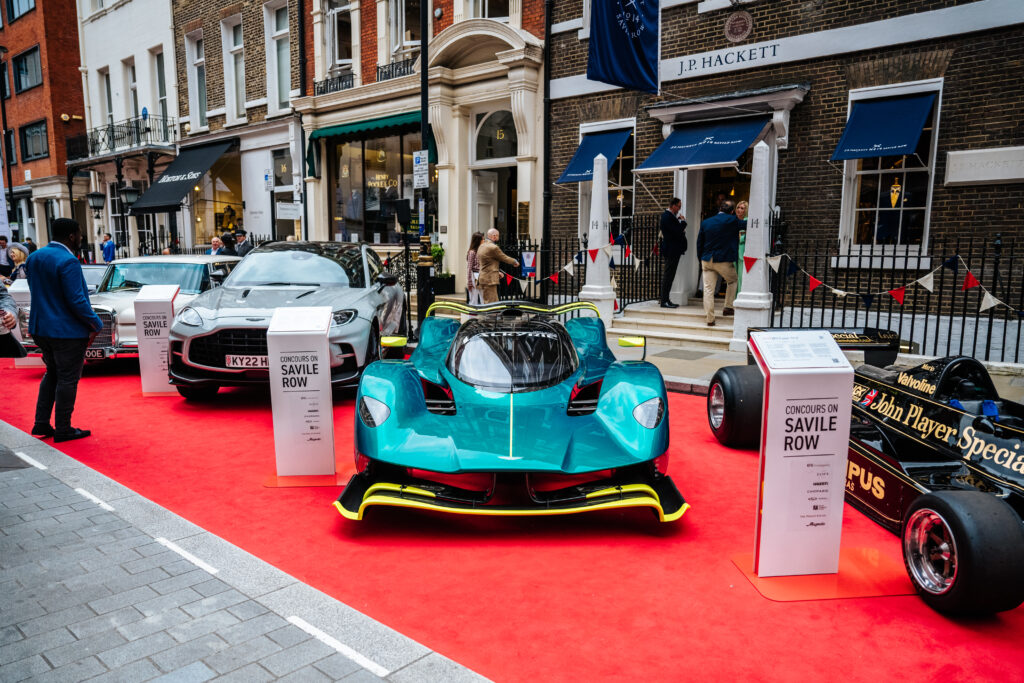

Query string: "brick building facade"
[[547, 0, 1024, 305], [1, 0, 87, 245]]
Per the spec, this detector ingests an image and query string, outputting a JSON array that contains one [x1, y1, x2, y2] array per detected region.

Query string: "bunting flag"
[[831, 288, 847, 298], [588, 248, 600, 263], [614, 298, 619, 312], [575, 251, 585, 264], [787, 260, 799, 276], [861, 294, 875, 310], [625, 246, 632, 259], [609, 257, 616, 269], [563, 262, 574, 277], [917, 272, 934, 292], [808, 275, 823, 292], [888, 286, 906, 305], [505, 273, 514, 286], [766, 255, 782, 273], [383, 257, 391, 268], [962, 271, 980, 291], [743, 256, 758, 273], [601, 244, 614, 257], [634, 257, 643, 272], [942, 255, 959, 274], [549, 273, 559, 285], [980, 291, 999, 312]]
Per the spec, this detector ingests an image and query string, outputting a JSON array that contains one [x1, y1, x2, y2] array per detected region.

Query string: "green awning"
[[305, 112, 436, 178]]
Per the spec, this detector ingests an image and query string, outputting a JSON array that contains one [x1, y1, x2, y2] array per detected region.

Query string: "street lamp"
[[118, 184, 139, 254], [86, 191, 106, 219]]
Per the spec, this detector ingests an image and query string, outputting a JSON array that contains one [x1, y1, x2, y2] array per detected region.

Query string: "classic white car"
[[20, 255, 240, 360]]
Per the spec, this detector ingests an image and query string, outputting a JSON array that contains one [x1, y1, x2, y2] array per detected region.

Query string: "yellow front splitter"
[[334, 481, 690, 523]]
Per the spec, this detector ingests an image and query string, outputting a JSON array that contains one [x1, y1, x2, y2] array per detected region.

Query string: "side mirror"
[[376, 272, 399, 288], [210, 269, 227, 284], [617, 335, 647, 361], [381, 336, 407, 348]]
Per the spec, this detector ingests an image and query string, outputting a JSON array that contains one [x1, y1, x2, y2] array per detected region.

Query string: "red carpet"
[[2, 359, 1022, 681]]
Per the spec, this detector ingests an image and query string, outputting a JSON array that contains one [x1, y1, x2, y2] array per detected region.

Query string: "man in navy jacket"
[[696, 200, 744, 326], [659, 198, 687, 308], [26, 218, 103, 442]]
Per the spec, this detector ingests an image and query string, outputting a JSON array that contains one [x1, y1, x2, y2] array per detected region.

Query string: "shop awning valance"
[[556, 129, 633, 184], [130, 140, 234, 214], [636, 117, 770, 173], [831, 93, 936, 161], [306, 112, 426, 178]]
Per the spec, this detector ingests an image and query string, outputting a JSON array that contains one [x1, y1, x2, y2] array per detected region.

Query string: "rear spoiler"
[[749, 327, 901, 367], [426, 300, 601, 318]]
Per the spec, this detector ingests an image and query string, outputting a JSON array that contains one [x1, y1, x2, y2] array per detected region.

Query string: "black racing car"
[[707, 329, 1024, 616]]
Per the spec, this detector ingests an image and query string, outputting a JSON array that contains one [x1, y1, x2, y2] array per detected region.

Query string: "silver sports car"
[[167, 241, 404, 400]]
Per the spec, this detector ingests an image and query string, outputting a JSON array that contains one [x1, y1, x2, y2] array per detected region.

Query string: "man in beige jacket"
[[476, 228, 519, 304]]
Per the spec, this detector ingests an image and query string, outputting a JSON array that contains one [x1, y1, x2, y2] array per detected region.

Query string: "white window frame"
[[100, 68, 114, 126], [124, 59, 139, 119], [471, 109, 518, 168], [471, 0, 509, 22], [265, 1, 291, 116], [576, 117, 636, 243], [388, 0, 420, 61], [837, 78, 942, 265], [185, 31, 208, 130], [325, 2, 355, 74], [152, 49, 169, 122], [221, 16, 246, 125]]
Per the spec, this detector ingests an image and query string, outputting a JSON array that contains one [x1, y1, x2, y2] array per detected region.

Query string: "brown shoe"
[[723, 307, 735, 316], [707, 320, 716, 327]]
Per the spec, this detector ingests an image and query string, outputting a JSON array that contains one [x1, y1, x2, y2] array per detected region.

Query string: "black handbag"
[[0, 331, 27, 358]]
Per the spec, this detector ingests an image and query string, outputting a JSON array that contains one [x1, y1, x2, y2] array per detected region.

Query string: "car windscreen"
[[82, 266, 108, 287], [225, 250, 353, 287], [99, 263, 207, 294], [446, 320, 578, 393]]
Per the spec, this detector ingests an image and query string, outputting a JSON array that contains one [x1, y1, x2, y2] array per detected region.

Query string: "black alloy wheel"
[[706, 365, 763, 448]]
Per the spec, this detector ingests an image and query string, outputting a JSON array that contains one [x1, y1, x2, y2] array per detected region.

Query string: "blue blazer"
[[26, 243, 103, 338], [697, 212, 746, 264]]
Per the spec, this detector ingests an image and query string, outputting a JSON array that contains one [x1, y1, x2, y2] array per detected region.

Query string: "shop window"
[[13, 47, 42, 93], [265, 2, 291, 114], [475, 111, 517, 161], [19, 120, 47, 161], [5, 130, 16, 166], [332, 141, 365, 240], [325, 1, 354, 74], [191, 150, 243, 244], [186, 32, 208, 128], [472, 0, 510, 21], [389, 0, 421, 61], [839, 82, 941, 254], [575, 119, 636, 241], [222, 17, 246, 123], [6, 0, 34, 21]]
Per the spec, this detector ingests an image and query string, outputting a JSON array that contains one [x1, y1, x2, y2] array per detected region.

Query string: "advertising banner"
[[749, 329, 854, 577], [135, 285, 180, 395], [586, 0, 659, 94]]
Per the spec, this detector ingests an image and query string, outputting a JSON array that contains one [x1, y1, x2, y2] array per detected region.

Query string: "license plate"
[[226, 355, 268, 368], [85, 348, 107, 360]]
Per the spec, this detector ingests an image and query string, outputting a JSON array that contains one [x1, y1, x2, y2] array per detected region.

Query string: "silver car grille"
[[90, 311, 115, 348], [188, 328, 268, 368]]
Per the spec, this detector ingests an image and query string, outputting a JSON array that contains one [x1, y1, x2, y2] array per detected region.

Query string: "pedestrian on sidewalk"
[[696, 200, 742, 327], [0, 235, 11, 277], [100, 233, 117, 263], [659, 197, 687, 308], [26, 218, 103, 443], [0, 285, 25, 358], [477, 228, 519, 304], [466, 231, 484, 306]]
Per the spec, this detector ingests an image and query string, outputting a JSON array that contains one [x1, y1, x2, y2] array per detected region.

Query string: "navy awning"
[[131, 141, 235, 214], [831, 93, 936, 161], [636, 117, 770, 173], [556, 129, 632, 183]]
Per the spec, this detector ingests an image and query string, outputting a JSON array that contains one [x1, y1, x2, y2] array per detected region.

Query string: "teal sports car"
[[334, 301, 688, 522]]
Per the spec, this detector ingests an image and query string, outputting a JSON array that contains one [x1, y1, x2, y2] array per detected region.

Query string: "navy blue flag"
[[587, 0, 659, 94]]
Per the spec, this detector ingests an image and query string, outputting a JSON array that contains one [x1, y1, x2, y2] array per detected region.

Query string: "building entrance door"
[[473, 171, 497, 235], [472, 166, 517, 238]]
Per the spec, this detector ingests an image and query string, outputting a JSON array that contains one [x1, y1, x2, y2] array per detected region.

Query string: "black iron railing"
[[376, 58, 416, 82], [67, 115, 177, 161], [314, 72, 355, 95], [137, 233, 274, 257], [770, 233, 1022, 363]]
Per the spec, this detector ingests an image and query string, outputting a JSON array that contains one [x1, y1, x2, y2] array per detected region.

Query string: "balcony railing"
[[376, 58, 416, 82], [66, 115, 177, 162], [314, 72, 355, 96]]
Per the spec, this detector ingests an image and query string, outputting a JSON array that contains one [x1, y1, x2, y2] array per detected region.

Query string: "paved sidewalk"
[[0, 426, 487, 683]]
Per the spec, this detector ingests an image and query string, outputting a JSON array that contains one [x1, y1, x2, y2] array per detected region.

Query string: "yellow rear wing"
[[426, 300, 601, 319]]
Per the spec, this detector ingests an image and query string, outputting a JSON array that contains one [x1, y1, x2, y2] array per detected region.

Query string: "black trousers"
[[33, 336, 89, 431], [661, 251, 682, 304]]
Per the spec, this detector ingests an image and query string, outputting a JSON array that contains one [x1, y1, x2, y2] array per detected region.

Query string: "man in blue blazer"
[[26, 218, 103, 442], [696, 200, 744, 327]]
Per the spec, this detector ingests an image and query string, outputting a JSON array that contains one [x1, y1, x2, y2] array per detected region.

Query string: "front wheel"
[[902, 490, 1024, 615], [176, 384, 219, 401], [707, 365, 763, 448]]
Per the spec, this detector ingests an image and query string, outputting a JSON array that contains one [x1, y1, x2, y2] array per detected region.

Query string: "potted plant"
[[430, 243, 455, 295]]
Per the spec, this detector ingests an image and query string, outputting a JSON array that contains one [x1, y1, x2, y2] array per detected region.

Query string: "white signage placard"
[[276, 202, 302, 220], [749, 329, 854, 577], [135, 285, 179, 395], [945, 146, 1024, 186], [413, 149, 429, 189], [267, 307, 335, 477]]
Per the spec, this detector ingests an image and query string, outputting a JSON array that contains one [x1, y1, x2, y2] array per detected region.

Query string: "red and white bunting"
[[766, 255, 783, 272], [980, 291, 1000, 312], [563, 262, 575, 277], [916, 272, 934, 292], [743, 255, 758, 273], [962, 271, 980, 291], [808, 275, 823, 292], [888, 286, 906, 305], [550, 272, 559, 285]]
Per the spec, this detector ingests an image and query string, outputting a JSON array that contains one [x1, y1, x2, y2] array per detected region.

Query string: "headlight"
[[633, 397, 664, 429], [177, 307, 203, 326], [359, 396, 390, 427], [331, 309, 358, 326]]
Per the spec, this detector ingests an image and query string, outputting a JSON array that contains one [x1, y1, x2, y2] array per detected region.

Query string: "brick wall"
[[433, 0, 453, 35], [360, 0, 377, 85], [522, 0, 545, 39], [547, 0, 1024, 243]]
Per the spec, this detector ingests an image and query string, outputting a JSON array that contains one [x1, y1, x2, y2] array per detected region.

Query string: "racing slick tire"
[[176, 384, 220, 401], [902, 490, 1024, 615], [707, 365, 763, 448]]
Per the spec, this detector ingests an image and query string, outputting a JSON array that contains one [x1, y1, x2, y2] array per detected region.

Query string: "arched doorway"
[[471, 110, 519, 238]]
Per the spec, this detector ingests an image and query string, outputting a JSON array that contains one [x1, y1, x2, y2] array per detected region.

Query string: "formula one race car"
[[334, 301, 688, 522], [707, 329, 1024, 615]]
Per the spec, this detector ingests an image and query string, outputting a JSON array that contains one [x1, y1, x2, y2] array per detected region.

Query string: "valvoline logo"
[[859, 389, 879, 407]]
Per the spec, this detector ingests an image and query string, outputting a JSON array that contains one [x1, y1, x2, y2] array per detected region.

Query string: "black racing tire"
[[176, 384, 219, 401], [707, 365, 763, 448], [902, 490, 1024, 615]]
